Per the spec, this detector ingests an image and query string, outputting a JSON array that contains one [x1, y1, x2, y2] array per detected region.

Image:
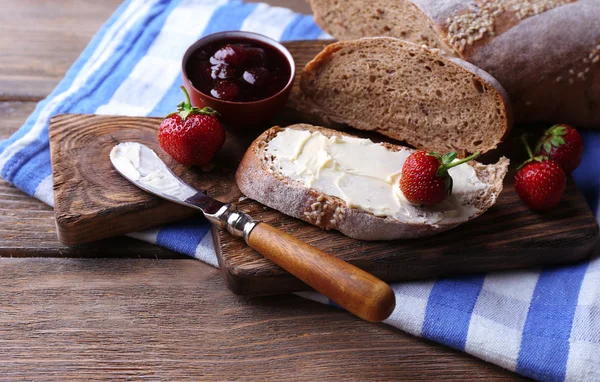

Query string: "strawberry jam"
[[186, 38, 291, 102]]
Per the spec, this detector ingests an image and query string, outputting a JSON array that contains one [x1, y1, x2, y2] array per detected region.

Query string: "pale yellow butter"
[[266, 129, 487, 224]]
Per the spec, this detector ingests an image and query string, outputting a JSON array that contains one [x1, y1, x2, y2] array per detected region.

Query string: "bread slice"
[[236, 124, 509, 241], [300, 38, 512, 156]]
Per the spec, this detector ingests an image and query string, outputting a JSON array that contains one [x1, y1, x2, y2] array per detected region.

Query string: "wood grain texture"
[[50, 114, 195, 245], [0, 102, 37, 135], [0, 172, 185, 259], [247, 223, 396, 322], [0, 0, 123, 101], [0, 257, 525, 381], [49, 113, 248, 245]]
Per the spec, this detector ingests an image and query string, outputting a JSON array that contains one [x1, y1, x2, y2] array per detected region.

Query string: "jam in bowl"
[[187, 38, 291, 102], [182, 31, 295, 128]]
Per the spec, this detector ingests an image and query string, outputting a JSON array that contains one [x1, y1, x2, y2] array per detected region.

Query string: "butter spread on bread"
[[266, 128, 483, 223], [236, 124, 509, 241]]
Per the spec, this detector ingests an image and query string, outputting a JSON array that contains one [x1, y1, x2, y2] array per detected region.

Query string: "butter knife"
[[110, 142, 395, 322]]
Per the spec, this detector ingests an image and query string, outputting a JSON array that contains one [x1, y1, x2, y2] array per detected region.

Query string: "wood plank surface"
[[0, 0, 124, 101], [0, 0, 528, 379], [0, 257, 524, 380]]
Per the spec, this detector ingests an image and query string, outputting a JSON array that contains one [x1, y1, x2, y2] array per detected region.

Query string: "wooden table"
[[0, 1, 525, 379]]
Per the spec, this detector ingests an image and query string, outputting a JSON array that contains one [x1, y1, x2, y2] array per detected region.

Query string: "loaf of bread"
[[309, 0, 600, 127], [299, 38, 512, 155], [236, 124, 509, 241]]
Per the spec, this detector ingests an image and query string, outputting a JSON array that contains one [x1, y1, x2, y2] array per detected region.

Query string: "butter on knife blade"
[[110, 142, 196, 202]]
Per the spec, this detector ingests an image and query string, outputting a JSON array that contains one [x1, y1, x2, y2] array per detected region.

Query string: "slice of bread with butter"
[[236, 124, 508, 240]]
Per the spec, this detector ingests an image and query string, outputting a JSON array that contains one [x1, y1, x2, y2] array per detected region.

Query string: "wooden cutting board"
[[49, 40, 598, 296]]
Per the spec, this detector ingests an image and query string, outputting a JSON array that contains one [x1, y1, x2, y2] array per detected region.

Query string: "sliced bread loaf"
[[308, 0, 600, 127], [300, 38, 512, 156], [236, 124, 509, 241]]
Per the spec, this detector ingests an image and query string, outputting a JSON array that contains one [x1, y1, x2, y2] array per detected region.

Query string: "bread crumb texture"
[[301, 39, 509, 155], [310, 0, 454, 53], [446, 0, 576, 52]]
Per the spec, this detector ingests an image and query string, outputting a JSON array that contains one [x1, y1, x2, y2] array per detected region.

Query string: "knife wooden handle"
[[246, 222, 396, 322]]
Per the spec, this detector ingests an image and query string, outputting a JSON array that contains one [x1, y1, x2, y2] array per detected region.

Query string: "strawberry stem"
[[518, 134, 548, 170], [436, 151, 480, 177], [181, 86, 192, 109], [166, 86, 220, 121], [521, 134, 534, 158], [444, 152, 480, 170]]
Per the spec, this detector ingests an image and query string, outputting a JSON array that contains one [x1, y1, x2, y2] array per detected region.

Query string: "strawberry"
[[535, 124, 583, 173], [400, 150, 480, 205], [515, 135, 566, 211], [158, 86, 226, 166]]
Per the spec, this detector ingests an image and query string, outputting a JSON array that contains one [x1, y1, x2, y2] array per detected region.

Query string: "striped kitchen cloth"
[[1, 1, 599, 380]]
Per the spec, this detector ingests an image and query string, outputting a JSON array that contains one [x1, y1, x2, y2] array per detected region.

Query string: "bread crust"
[[310, 0, 600, 127], [236, 124, 509, 241], [300, 38, 512, 156]]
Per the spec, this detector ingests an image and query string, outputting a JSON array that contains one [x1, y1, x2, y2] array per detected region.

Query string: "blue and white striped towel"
[[2, 1, 599, 380]]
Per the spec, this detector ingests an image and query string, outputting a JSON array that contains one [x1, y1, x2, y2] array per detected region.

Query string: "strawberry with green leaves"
[[515, 135, 566, 211], [158, 87, 226, 166], [400, 150, 480, 205], [536, 124, 583, 173]]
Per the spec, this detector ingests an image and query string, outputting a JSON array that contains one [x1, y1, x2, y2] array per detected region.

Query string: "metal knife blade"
[[109, 142, 237, 226]]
